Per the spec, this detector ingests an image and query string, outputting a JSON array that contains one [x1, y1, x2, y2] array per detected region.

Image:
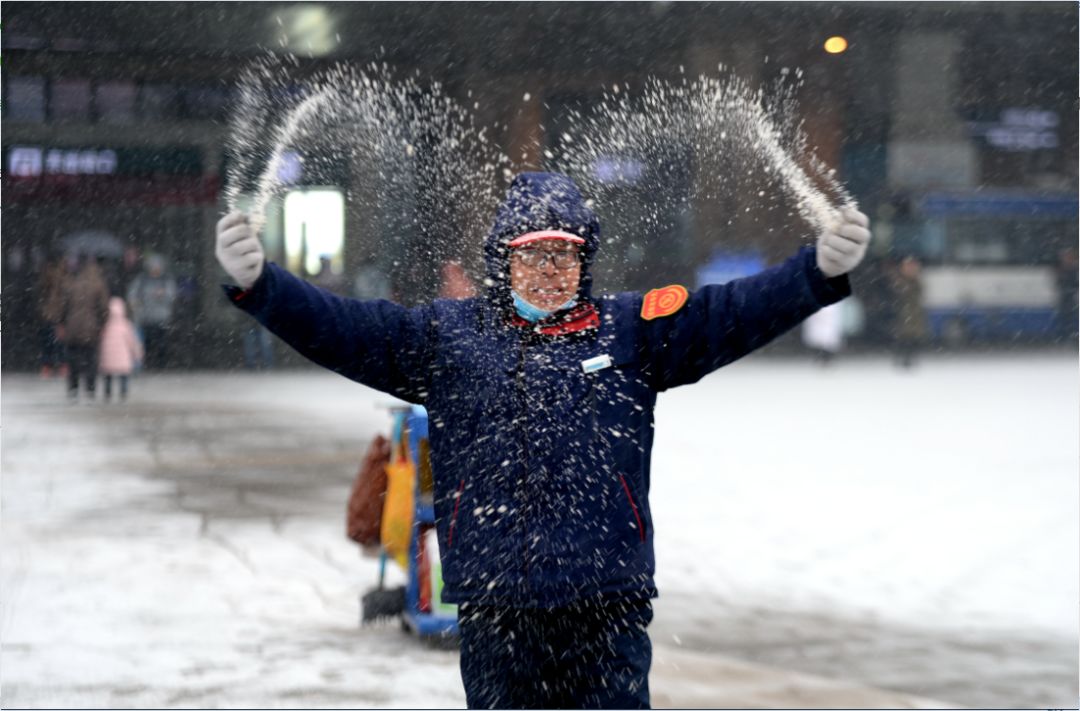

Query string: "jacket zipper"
[[516, 336, 531, 587], [618, 473, 646, 542], [447, 478, 466, 548]]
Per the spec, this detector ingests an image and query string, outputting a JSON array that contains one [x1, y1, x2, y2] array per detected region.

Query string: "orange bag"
[[346, 434, 391, 545], [380, 430, 416, 569]]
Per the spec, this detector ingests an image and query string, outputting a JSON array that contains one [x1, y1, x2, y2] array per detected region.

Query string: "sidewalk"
[[4, 362, 1074, 707]]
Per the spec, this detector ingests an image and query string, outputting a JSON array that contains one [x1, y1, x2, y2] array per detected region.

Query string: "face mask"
[[511, 290, 577, 323]]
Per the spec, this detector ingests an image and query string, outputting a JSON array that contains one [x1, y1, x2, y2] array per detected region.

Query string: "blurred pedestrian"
[[439, 260, 477, 299], [120, 245, 143, 293], [37, 251, 69, 379], [312, 255, 347, 295], [1055, 247, 1078, 343], [98, 297, 143, 402], [242, 325, 275, 371], [98, 250, 130, 299], [890, 256, 928, 368], [215, 172, 872, 709], [52, 254, 110, 402], [352, 257, 393, 301], [857, 255, 897, 348], [801, 301, 845, 365], [126, 253, 177, 370]]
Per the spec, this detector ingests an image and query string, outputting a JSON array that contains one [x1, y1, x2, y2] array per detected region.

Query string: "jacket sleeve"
[[223, 262, 435, 404], [640, 246, 850, 391]]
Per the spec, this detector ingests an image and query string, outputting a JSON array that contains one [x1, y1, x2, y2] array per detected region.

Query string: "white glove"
[[816, 208, 872, 278], [215, 211, 265, 289]]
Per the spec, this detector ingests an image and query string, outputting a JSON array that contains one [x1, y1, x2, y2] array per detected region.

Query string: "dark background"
[[3, 2, 1077, 369]]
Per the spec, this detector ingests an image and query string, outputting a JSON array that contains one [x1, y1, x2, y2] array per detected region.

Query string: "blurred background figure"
[[312, 255, 347, 296], [58, 230, 126, 295], [438, 260, 476, 300], [126, 253, 177, 370], [119, 246, 143, 296], [890, 256, 928, 369], [98, 296, 143, 402], [1056, 247, 1078, 343], [242, 325, 275, 371], [352, 257, 394, 302], [52, 253, 110, 402], [37, 250, 69, 379], [801, 301, 845, 366]]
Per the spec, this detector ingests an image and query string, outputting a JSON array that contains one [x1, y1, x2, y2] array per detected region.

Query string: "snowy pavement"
[[2, 353, 1077, 708]]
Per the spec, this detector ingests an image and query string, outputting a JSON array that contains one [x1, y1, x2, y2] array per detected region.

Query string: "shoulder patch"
[[641, 285, 689, 320]]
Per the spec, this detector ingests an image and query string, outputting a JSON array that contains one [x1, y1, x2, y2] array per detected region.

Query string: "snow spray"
[[224, 57, 512, 271], [226, 58, 853, 284], [550, 68, 857, 236]]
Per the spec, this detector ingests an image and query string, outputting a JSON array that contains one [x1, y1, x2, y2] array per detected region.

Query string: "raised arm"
[[215, 212, 434, 403], [640, 209, 871, 391]]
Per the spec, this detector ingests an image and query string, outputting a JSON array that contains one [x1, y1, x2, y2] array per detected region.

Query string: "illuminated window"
[[6, 77, 47, 122], [284, 188, 346, 276], [97, 81, 137, 123], [52, 78, 93, 120]]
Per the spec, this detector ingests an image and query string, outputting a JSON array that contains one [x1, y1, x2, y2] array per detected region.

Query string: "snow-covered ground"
[[653, 353, 1078, 631], [648, 353, 1079, 707], [2, 353, 1077, 708]]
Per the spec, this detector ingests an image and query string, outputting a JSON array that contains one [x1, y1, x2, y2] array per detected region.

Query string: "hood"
[[483, 172, 600, 312], [108, 297, 128, 319]]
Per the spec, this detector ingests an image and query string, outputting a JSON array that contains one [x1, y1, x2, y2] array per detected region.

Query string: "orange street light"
[[824, 36, 849, 54]]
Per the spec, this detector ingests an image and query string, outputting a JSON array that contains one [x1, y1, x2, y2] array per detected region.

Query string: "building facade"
[[3, 2, 1076, 369]]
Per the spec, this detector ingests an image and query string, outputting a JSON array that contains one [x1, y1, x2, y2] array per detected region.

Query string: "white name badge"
[[581, 354, 613, 374]]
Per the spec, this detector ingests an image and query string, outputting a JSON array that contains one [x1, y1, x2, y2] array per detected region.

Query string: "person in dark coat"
[[889, 256, 928, 368], [52, 254, 111, 402], [215, 172, 872, 709], [37, 252, 69, 378]]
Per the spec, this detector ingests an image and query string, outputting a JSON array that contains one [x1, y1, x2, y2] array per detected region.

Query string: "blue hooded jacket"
[[226, 172, 851, 607], [484, 171, 601, 310]]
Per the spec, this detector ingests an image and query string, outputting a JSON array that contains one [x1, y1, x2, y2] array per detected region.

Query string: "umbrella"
[[60, 230, 125, 259]]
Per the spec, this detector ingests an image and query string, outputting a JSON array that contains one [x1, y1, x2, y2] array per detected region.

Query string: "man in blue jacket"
[[216, 172, 871, 709]]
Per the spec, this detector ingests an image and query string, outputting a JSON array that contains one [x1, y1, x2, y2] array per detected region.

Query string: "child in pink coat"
[[98, 297, 144, 402]]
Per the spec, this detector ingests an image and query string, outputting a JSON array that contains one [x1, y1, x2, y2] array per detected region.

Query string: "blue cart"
[[377, 405, 459, 639]]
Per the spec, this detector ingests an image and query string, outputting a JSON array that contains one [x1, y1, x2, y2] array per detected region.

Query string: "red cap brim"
[[507, 230, 586, 247]]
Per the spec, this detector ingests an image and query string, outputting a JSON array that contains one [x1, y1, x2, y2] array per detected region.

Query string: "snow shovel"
[[361, 551, 405, 623]]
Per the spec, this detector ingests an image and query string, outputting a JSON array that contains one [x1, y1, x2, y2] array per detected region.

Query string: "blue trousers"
[[458, 598, 653, 709]]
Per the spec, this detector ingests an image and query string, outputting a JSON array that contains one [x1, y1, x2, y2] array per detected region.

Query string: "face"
[[899, 257, 920, 279], [509, 241, 582, 311]]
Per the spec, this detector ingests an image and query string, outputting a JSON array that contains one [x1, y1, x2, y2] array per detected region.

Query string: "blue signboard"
[[695, 250, 766, 288], [920, 193, 1078, 218]]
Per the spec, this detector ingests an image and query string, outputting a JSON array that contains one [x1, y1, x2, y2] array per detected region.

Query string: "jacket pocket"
[[446, 479, 466, 549], [618, 473, 646, 543]]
